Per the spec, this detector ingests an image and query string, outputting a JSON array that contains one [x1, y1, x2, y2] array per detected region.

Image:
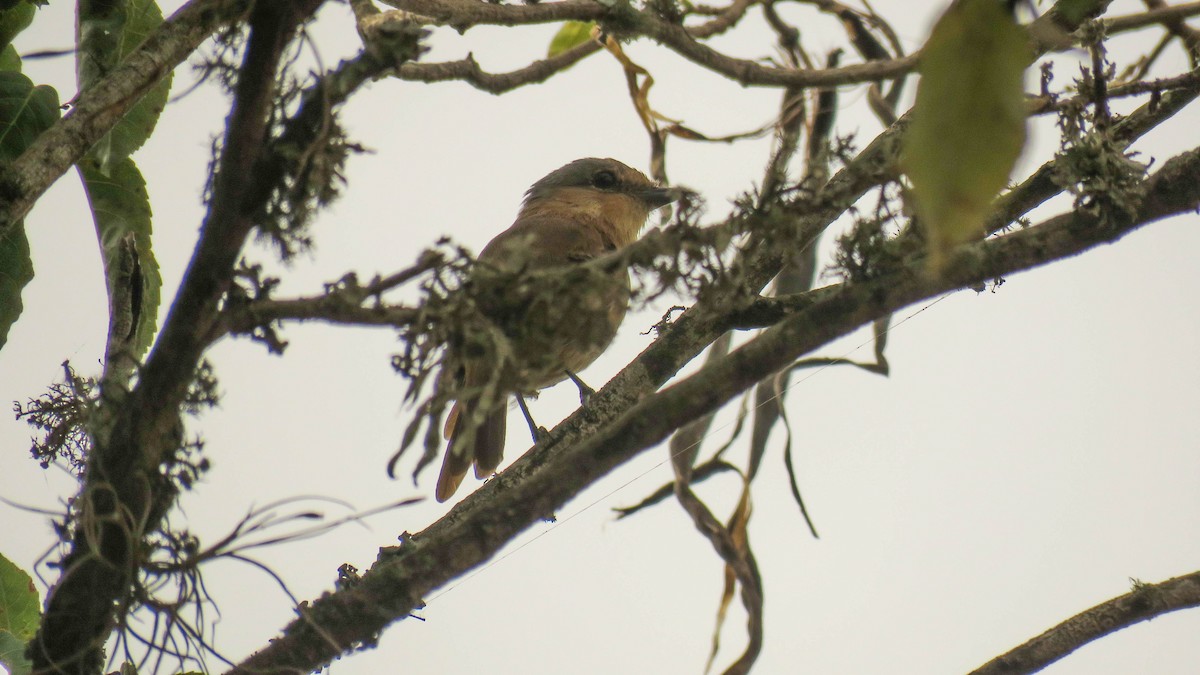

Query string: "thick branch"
[[30, 4, 324, 673], [135, 3, 322, 424], [970, 571, 1200, 675]]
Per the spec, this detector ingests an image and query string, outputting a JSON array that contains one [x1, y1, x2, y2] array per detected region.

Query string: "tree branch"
[[216, 252, 444, 342], [397, 42, 602, 93], [1107, 1, 1200, 35], [633, 13, 916, 87], [970, 571, 1200, 675], [30, 4, 325, 673], [389, 0, 759, 94], [382, 0, 1126, 92], [689, 0, 757, 38], [0, 0, 251, 242], [383, 0, 917, 87], [382, 0, 607, 28]]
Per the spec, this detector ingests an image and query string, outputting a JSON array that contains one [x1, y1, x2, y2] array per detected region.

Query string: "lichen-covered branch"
[[0, 0, 252, 241], [215, 253, 445, 343], [30, 4, 326, 673]]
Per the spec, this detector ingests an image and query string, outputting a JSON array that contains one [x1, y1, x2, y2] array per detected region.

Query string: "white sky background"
[[2, 0, 1199, 673]]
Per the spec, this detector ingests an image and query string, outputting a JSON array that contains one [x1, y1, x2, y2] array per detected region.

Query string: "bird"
[[435, 158, 683, 502]]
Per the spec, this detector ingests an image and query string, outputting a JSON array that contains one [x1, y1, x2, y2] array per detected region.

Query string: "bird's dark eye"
[[592, 170, 618, 189]]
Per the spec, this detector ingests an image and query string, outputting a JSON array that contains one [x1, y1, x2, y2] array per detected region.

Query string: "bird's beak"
[[635, 186, 687, 209]]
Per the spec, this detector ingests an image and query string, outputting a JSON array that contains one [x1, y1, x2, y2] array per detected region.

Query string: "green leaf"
[[0, 1, 34, 52], [78, 0, 171, 172], [75, 0, 167, 360], [80, 156, 161, 360], [0, 632, 31, 675], [902, 0, 1029, 274], [0, 552, 40, 675], [0, 72, 59, 162], [0, 44, 21, 72], [0, 71, 59, 350], [0, 242, 28, 349], [547, 21, 594, 58], [1055, 0, 1105, 25], [0, 219, 31, 349]]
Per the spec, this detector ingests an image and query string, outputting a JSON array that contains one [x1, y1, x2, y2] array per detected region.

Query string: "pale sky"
[[2, 1, 1199, 673]]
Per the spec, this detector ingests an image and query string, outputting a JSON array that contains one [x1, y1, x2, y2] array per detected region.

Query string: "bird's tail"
[[436, 397, 507, 502]]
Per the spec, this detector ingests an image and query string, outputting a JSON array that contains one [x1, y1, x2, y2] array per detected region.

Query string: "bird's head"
[[520, 158, 684, 246]]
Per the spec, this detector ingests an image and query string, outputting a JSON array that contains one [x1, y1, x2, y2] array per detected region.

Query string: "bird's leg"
[[565, 370, 595, 405], [516, 395, 549, 444]]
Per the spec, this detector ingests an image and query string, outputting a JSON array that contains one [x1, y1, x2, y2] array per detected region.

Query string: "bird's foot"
[[566, 370, 595, 405], [516, 395, 550, 443]]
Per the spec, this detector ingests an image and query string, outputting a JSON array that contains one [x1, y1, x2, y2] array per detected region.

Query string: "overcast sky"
[[2, 1, 1199, 673]]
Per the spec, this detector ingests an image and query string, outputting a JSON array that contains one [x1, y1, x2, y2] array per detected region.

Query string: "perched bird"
[[436, 158, 683, 501]]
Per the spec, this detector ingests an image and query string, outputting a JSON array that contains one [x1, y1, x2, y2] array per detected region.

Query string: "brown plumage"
[[435, 158, 683, 501]]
